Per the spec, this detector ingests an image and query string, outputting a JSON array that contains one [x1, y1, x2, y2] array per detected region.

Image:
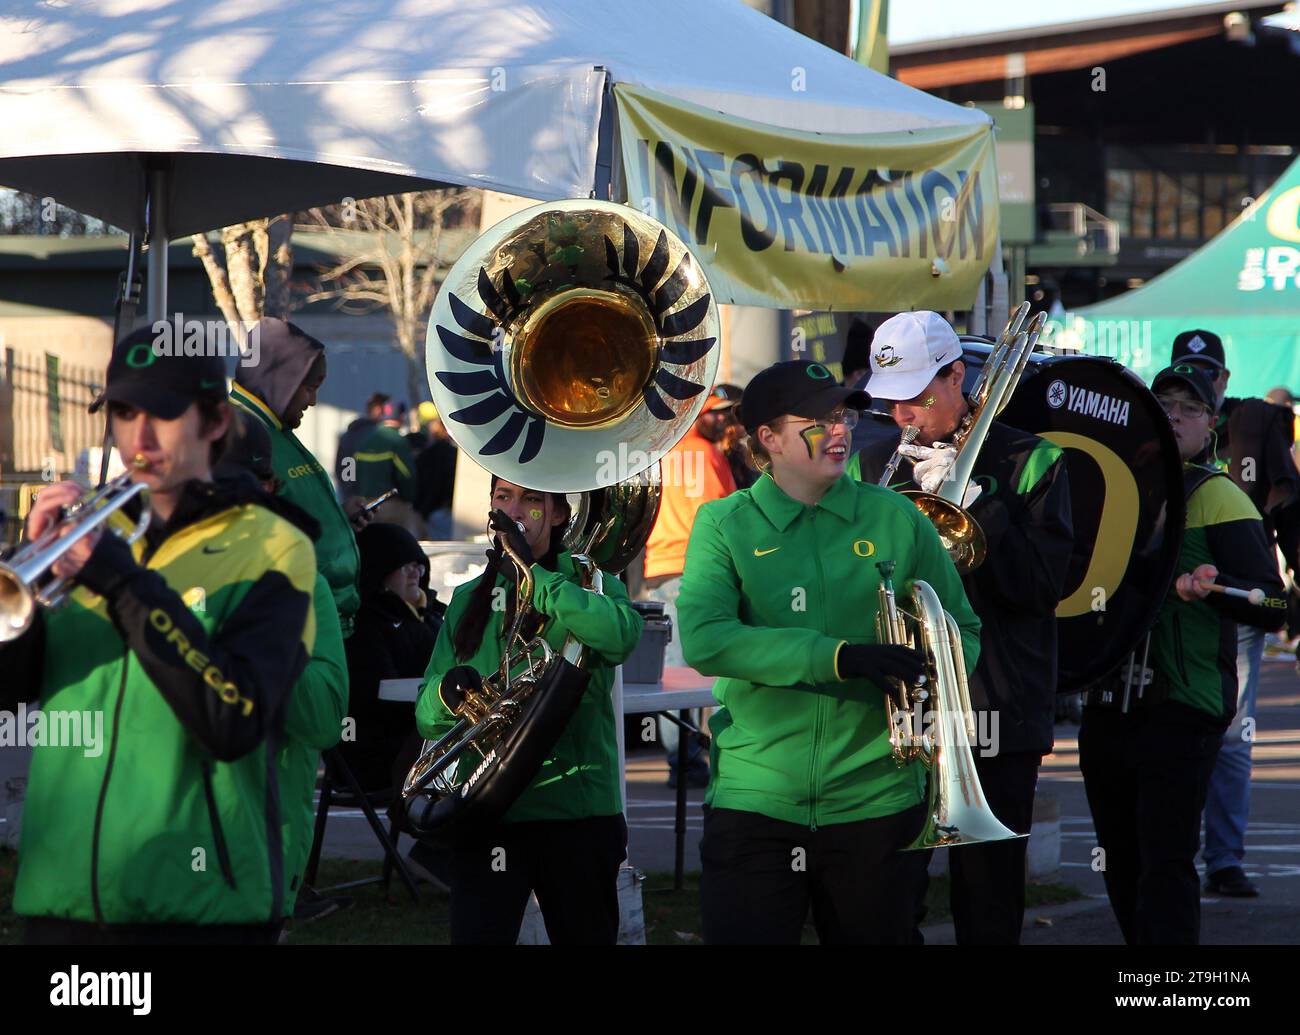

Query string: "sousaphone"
[[405, 200, 719, 832]]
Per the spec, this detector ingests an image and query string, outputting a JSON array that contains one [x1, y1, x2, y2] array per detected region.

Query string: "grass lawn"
[[0, 848, 1082, 945]]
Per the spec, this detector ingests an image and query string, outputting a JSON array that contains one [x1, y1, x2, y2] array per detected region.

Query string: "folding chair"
[[302, 747, 420, 903]]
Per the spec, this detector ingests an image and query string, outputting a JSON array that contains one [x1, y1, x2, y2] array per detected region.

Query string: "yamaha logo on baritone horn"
[[460, 748, 499, 797], [1046, 380, 1131, 426]]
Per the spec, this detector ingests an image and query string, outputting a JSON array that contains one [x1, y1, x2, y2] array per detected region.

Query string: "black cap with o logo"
[[738, 360, 871, 434], [90, 321, 229, 420]]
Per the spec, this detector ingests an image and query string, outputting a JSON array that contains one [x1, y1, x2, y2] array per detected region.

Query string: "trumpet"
[[0, 472, 151, 642], [874, 559, 1022, 849]]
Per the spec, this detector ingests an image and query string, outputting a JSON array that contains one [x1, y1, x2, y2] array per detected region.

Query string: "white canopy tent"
[[0, 0, 991, 317]]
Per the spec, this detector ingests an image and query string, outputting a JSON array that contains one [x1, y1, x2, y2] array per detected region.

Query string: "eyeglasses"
[[774, 408, 860, 432], [1156, 396, 1212, 420]]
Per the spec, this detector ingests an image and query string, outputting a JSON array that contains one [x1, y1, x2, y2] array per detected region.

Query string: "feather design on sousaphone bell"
[[425, 200, 720, 492]]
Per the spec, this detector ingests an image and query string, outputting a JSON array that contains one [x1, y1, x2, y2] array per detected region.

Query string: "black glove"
[[838, 644, 926, 686], [438, 665, 484, 715], [487, 508, 535, 567]]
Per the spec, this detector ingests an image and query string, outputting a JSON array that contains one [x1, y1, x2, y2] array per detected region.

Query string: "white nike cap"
[[865, 311, 963, 402]]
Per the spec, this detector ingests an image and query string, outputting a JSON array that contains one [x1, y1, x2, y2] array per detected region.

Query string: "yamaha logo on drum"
[[1047, 381, 1131, 426]]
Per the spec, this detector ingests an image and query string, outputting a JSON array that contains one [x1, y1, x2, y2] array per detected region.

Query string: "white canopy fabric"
[[0, 0, 987, 237]]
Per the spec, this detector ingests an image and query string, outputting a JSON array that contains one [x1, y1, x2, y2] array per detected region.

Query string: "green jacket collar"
[[231, 383, 282, 431], [751, 472, 856, 532]]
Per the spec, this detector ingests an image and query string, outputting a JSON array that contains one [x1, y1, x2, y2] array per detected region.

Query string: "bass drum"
[[959, 339, 1185, 691]]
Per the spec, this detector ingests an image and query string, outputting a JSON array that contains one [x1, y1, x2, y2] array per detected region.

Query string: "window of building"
[[1178, 174, 1200, 239], [1155, 172, 1179, 238], [1130, 171, 1154, 239], [1106, 169, 1132, 237]]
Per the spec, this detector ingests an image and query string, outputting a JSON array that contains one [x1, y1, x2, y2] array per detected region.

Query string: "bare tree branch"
[[191, 233, 242, 329], [296, 188, 478, 410]]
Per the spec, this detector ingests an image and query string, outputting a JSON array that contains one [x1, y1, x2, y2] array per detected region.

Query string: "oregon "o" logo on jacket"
[[852, 539, 876, 557]]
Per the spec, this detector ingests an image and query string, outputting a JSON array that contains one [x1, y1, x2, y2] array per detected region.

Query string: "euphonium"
[[0, 472, 150, 642], [403, 199, 719, 832], [874, 561, 1023, 850], [900, 302, 1046, 573]]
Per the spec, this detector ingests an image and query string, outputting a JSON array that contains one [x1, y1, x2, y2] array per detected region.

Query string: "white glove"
[[899, 441, 956, 493], [898, 441, 982, 507]]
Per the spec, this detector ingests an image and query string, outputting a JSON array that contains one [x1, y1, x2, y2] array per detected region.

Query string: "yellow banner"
[[615, 84, 999, 311]]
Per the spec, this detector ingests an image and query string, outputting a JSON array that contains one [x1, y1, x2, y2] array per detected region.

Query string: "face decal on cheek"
[[799, 425, 828, 459], [528, 508, 543, 522]]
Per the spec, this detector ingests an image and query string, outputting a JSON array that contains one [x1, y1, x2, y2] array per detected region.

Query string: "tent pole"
[[147, 165, 169, 322], [592, 68, 615, 201]]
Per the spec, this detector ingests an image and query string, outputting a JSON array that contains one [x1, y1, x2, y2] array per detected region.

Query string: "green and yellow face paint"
[[799, 424, 829, 459], [528, 508, 543, 522]]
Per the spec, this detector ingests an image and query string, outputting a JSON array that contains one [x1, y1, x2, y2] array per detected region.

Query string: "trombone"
[[0, 472, 150, 642]]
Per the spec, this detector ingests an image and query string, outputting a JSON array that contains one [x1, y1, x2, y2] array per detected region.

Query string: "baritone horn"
[[894, 302, 1046, 572], [0, 472, 150, 642], [874, 560, 1023, 849], [404, 199, 719, 831]]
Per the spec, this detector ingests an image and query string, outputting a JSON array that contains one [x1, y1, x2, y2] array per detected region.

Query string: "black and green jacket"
[[0, 478, 317, 926], [353, 423, 417, 503], [1152, 457, 1286, 725], [231, 382, 361, 636], [850, 419, 1075, 756]]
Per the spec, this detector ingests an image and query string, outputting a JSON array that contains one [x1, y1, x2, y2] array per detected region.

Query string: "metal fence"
[[0, 348, 103, 479]]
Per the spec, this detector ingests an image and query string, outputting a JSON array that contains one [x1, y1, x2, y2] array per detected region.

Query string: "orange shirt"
[[644, 429, 737, 579]]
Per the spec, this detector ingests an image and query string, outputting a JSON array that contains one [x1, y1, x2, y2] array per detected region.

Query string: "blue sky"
[[888, 0, 1278, 48]]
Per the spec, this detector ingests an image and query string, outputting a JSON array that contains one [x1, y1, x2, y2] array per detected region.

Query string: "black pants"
[[24, 917, 282, 945], [910, 751, 1040, 944], [449, 814, 627, 945], [699, 805, 925, 945], [1079, 702, 1222, 945]]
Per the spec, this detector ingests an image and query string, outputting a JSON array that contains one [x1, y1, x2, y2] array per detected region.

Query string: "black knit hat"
[[357, 522, 427, 595]]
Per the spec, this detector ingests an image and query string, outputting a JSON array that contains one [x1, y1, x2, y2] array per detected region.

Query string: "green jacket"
[[416, 552, 643, 822], [1151, 463, 1286, 722], [353, 423, 417, 503], [1, 480, 317, 926], [677, 473, 981, 827], [279, 572, 348, 914], [232, 383, 361, 636]]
